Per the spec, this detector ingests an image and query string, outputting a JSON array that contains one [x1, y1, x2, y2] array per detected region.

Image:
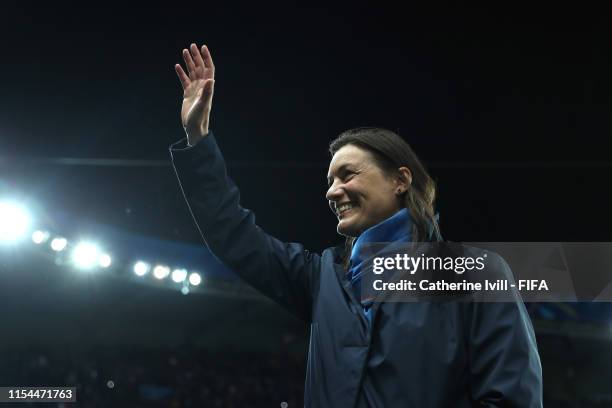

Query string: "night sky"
[[2, 2, 612, 253]]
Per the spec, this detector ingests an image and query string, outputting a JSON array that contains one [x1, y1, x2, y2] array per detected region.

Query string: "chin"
[[337, 221, 361, 238]]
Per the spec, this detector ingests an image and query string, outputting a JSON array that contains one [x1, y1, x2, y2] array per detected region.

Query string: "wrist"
[[185, 128, 209, 147], [187, 135, 202, 147]]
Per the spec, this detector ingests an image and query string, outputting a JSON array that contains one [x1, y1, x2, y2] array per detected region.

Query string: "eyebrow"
[[326, 164, 354, 186]]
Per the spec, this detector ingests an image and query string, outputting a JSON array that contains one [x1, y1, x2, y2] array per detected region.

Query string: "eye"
[[343, 172, 355, 182]]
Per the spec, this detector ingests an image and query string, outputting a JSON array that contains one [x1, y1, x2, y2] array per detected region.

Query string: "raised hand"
[[175, 43, 215, 146]]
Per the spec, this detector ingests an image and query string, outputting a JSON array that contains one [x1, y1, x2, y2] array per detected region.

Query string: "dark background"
[[1, 2, 612, 406]]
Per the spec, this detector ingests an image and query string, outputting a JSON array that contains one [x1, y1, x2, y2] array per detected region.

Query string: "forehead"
[[327, 144, 372, 177]]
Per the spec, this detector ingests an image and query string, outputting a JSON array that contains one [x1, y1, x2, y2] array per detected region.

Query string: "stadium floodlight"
[[72, 242, 100, 270], [50, 237, 68, 252], [99, 253, 112, 268], [188, 272, 202, 286], [133, 261, 150, 276], [153, 264, 170, 280], [0, 201, 31, 242], [171, 268, 187, 283], [32, 230, 50, 244]]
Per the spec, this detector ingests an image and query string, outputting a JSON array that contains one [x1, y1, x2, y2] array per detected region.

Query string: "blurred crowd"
[[3, 323, 612, 407], [0, 347, 304, 407]]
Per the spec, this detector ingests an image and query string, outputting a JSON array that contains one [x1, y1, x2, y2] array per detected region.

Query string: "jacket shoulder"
[[322, 245, 346, 265]]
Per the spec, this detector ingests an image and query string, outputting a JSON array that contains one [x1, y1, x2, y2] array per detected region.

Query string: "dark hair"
[[329, 127, 441, 269]]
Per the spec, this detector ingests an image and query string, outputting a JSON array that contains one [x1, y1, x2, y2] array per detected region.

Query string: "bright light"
[[181, 286, 190, 295], [133, 261, 150, 276], [99, 253, 112, 268], [50, 237, 68, 251], [72, 242, 100, 269], [189, 272, 202, 286], [32, 230, 49, 244], [171, 268, 187, 283], [0, 201, 31, 242], [153, 265, 170, 280]]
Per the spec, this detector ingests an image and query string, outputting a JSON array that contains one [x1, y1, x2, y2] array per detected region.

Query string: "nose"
[[325, 181, 344, 202], [326, 182, 346, 214]]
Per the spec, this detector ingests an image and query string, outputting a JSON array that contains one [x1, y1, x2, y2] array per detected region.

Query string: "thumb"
[[202, 78, 215, 99], [190, 79, 214, 116], [186, 79, 215, 135], [204, 79, 215, 96]]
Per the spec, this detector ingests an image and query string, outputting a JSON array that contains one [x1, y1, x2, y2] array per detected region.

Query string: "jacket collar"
[[350, 208, 413, 271]]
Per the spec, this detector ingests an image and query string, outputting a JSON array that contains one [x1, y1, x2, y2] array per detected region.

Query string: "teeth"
[[336, 203, 355, 214]]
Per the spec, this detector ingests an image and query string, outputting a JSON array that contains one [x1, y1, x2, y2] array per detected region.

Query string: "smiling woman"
[[326, 127, 442, 268], [326, 142, 408, 238], [169, 43, 543, 407]]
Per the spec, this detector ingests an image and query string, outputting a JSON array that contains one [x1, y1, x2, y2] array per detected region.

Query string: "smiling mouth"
[[336, 202, 357, 218]]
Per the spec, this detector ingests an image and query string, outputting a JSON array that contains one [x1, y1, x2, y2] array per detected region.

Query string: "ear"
[[395, 167, 412, 194]]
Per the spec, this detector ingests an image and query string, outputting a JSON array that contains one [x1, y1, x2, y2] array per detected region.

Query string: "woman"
[[170, 43, 543, 407]]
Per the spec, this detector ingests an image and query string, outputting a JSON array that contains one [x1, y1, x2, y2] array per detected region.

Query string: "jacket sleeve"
[[466, 255, 543, 407], [169, 132, 320, 322]]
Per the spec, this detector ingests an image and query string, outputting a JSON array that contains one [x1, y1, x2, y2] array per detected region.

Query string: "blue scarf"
[[347, 208, 413, 325]]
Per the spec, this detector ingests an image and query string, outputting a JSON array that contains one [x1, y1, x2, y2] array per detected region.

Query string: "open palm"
[[175, 43, 215, 144]]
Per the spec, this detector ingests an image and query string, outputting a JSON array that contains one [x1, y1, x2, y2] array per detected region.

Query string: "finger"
[[191, 43, 205, 70], [174, 64, 190, 89], [182, 48, 197, 80], [201, 44, 215, 70]]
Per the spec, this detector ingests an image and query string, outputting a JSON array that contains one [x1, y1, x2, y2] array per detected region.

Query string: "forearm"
[[169, 132, 319, 321]]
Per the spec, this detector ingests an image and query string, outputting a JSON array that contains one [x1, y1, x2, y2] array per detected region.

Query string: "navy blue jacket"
[[170, 132, 543, 407]]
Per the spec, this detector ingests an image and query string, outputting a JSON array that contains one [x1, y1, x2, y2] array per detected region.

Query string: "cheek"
[[371, 186, 398, 209], [340, 181, 359, 197], [346, 179, 391, 205]]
